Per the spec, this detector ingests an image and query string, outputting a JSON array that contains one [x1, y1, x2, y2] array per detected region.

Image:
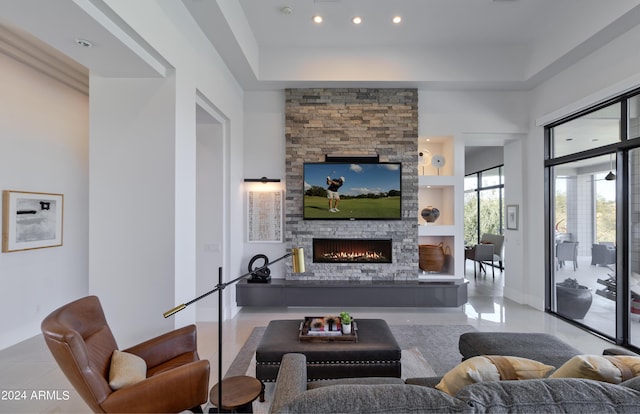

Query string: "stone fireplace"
[[313, 238, 392, 263], [285, 88, 418, 280]]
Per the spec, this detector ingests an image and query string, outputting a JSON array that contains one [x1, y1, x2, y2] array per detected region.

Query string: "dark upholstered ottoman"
[[256, 319, 401, 382], [459, 332, 581, 369]]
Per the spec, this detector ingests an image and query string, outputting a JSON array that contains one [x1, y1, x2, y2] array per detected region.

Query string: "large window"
[[546, 89, 640, 351], [464, 167, 504, 245]]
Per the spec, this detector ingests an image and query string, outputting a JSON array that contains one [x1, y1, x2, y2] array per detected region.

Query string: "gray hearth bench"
[[236, 279, 468, 307]]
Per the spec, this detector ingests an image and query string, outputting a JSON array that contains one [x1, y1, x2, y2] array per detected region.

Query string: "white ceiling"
[[238, 0, 574, 48], [185, 0, 640, 90], [1, 0, 639, 92]]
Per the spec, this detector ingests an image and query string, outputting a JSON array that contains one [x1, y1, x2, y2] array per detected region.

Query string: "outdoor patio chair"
[[557, 241, 579, 271]]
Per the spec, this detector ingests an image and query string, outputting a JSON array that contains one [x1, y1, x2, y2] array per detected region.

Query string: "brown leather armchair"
[[41, 295, 210, 413]]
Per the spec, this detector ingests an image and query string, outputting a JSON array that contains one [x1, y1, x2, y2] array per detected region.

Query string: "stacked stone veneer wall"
[[285, 88, 418, 280]]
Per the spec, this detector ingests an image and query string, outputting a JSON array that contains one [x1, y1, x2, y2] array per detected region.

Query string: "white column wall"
[[503, 139, 526, 304], [89, 75, 178, 345], [173, 70, 198, 328]]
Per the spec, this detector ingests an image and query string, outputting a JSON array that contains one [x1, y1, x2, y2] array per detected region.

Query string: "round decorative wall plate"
[[431, 155, 446, 168]]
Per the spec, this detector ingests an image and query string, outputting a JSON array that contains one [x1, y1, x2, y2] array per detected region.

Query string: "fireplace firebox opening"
[[313, 238, 392, 263]]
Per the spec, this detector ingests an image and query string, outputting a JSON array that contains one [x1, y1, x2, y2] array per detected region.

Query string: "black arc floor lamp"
[[163, 247, 305, 413]]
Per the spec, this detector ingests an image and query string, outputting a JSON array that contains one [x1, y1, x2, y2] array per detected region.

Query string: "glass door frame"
[[544, 93, 638, 350]]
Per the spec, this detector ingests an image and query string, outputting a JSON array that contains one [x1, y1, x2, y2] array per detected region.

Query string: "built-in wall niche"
[[418, 236, 455, 278], [418, 136, 454, 176], [418, 184, 455, 226]]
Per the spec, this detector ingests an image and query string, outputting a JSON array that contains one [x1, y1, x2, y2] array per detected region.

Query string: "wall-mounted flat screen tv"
[[303, 162, 402, 220]]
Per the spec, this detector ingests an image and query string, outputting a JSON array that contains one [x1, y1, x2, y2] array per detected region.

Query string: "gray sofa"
[[268, 333, 640, 413]]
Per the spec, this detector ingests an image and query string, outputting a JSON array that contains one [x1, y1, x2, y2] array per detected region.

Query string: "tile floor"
[[0, 265, 627, 413]]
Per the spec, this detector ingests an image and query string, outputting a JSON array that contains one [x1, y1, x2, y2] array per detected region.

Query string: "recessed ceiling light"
[[313, 15, 323, 23], [392, 16, 402, 24], [352, 16, 362, 24], [74, 38, 93, 48], [281, 6, 293, 15]]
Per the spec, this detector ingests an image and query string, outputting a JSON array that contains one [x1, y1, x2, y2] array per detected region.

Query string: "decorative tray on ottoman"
[[299, 316, 358, 342]]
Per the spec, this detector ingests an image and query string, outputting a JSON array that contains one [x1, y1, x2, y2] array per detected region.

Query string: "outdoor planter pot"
[[556, 282, 593, 320]]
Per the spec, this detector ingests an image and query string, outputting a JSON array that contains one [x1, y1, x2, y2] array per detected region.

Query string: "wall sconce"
[[243, 177, 281, 183]]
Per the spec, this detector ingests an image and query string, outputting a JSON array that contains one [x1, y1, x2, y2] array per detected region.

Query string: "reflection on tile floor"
[[0, 263, 632, 413]]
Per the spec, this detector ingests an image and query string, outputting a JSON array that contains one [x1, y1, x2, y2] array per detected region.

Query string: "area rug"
[[224, 324, 476, 414], [225, 324, 476, 378]]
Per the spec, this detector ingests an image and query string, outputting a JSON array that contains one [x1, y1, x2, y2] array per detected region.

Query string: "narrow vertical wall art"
[[247, 190, 283, 243], [506, 204, 519, 230]]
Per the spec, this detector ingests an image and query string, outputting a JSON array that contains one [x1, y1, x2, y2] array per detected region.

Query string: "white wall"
[[465, 147, 504, 175], [0, 52, 89, 349], [418, 90, 529, 137], [89, 75, 178, 344]]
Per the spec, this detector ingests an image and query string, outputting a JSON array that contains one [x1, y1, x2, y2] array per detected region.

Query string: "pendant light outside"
[[605, 154, 616, 181]]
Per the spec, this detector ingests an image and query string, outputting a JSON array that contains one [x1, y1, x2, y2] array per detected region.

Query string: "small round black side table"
[[209, 375, 265, 413]]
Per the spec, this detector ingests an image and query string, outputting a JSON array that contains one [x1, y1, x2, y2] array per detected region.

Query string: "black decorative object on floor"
[[556, 278, 593, 320]]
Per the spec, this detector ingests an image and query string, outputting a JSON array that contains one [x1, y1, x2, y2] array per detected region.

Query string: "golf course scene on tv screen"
[[303, 162, 402, 220]]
